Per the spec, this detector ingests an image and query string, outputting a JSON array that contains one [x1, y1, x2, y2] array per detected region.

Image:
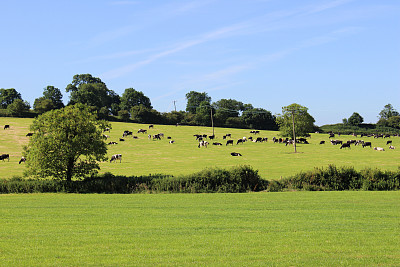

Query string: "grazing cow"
[[329, 133, 335, 138], [236, 139, 245, 145], [209, 135, 215, 140], [231, 152, 242, 156], [4, 125, 10, 130], [153, 134, 161, 140], [389, 145, 395, 149], [198, 140, 209, 148], [226, 140, 234, 146], [149, 124, 154, 129], [374, 147, 385, 151], [137, 129, 147, 134], [213, 142, 222, 146], [255, 137, 263, 142], [0, 154, 10, 161], [123, 130, 133, 137], [108, 141, 118, 145], [26, 133, 33, 137], [110, 154, 122, 163], [119, 138, 125, 141], [132, 136, 139, 139], [386, 140, 392, 145], [319, 141, 325, 144], [226, 133, 231, 138], [340, 143, 351, 149], [362, 142, 372, 148], [167, 136, 172, 139], [169, 140, 175, 144], [19, 157, 26, 164]]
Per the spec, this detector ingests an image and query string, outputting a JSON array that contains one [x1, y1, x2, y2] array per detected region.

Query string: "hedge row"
[[267, 165, 400, 192], [0, 165, 264, 194], [1, 165, 399, 194]]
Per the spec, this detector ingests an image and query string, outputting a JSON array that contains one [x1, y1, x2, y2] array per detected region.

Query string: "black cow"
[[386, 140, 392, 145], [149, 125, 154, 129], [236, 139, 244, 145], [226, 140, 234, 146], [362, 142, 372, 148], [4, 125, 10, 130], [231, 152, 242, 156], [26, 133, 34, 137], [212, 142, 222, 146], [209, 135, 215, 140], [137, 129, 147, 134], [340, 143, 351, 149], [119, 138, 125, 141], [123, 130, 133, 137], [255, 137, 263, 142], [108, 141, 118, 145], [319, 141, 325, 144], [110, 154, 122, 163], [0, 154, 10, 161]]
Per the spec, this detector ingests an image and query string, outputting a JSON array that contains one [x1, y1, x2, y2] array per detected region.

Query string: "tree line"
[[1, 73, 399, 131]]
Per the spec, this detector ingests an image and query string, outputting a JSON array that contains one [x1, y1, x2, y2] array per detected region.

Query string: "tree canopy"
[[23, 104, 110, 181], [0, 88, 22, 109], [185, 91, 211, 114], [347, 112, 364, 126], [120, 88, 152, 111], [277, 103, 315, 138]]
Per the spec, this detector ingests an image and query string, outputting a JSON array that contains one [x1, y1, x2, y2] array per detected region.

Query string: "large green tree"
[[7, 99, 30, 116], [43, 86, 64, 109], [23, 104, 110, 181], [347, 112, 364, 126], [120, 88, 152, 111], [0, 88, 22, 109], [277, 103, 315, 138], [242, 108, 277, 130], [213, 98, 244, 125], [185, 91, 211, 114], [66, 74, 119, 113]]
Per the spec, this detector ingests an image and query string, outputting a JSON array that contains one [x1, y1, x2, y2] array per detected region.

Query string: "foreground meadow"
[[1, 117, 399, 180], [0, 192, 399, 266]]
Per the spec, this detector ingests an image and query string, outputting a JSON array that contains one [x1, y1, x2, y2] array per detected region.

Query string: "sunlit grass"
[[1, 117, 399, 180], [0, 192, 399, 266]]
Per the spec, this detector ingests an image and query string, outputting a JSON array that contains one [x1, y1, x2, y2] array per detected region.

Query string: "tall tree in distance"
[[120, 88, 152, 111], [347, 112, 364, 126], [23, 104, 110, 181], [185, 91, 211, 114], [0, 88, 22, 109], [277, 103, 315, 139], [379, 104, 399, 120], [43, 86, 64, 109]]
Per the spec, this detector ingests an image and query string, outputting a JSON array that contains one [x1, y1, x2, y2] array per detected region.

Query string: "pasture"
[[0, 192, 399, 266], [1, 117, 399, 180]]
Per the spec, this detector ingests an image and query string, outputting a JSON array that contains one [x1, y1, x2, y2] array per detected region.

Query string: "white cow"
[[373, 147, 385, 151]]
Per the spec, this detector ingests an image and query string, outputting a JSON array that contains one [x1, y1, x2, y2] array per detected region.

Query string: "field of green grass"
[[0, 192, 399, 266], [1, 117, 399, 180]]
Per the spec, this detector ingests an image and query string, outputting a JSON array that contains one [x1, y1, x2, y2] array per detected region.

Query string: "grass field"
[[0, 192, 399, 266], [1, 117, 399, 180]]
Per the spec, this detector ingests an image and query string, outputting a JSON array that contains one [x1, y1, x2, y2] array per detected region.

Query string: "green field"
[[0, 192, 399, 266], [1, 117, 399, 180]]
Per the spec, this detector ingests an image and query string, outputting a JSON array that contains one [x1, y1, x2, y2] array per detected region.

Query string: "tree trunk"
[[66, 157, 74, 182]]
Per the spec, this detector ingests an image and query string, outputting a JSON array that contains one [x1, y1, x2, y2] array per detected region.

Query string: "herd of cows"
[[1, 123, 398, 164]]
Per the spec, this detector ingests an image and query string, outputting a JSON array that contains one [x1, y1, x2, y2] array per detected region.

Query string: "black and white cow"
[[4, 125, 10, 130], [198, 140, 209, 148], [231, 152, 242, 156], [110, 154, 122, 163], [19, 157, 26, 164], [0, 154, 10, 161], [340, 143, 351, 149], [226, 140, 234, 146], [362, 142, 372, 148]]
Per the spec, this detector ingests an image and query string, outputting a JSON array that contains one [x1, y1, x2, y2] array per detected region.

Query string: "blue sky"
[[1, 0, 399, 126]]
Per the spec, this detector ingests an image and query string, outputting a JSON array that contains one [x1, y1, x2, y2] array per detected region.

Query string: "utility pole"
[[173, 100, 177, 112], [210, 107, 214, 136], [282, 105, 306, 153]]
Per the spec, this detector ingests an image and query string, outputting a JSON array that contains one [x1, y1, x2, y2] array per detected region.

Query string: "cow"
[[119, 138, 125, 141], [389, 145, 395, 149], [340, 143, 351, 149], [386, 140, 392, 145], [362, 142, 372, 148], [374, 147, 385, 151], [108, 141, 118, 145], [209, 135, 215, 140], [236, 139, 245, 145], [226, 140, 234, 146], [319, 141, 325, 145], [212, 142, 222, 146], [137, 129, 147, 134], [329, 133, 335, 138], [26, 133, 34, 137], [225, 133, 231, 138], [4, 125, 10, 130], [149, 125, 154, 129], [19, 157, 26, 164], [169, 140, 175, 144], [255, 137, 263, 143], [123, 130, 133, 137], [198, 140, 209, 148], [110, 154, 122, 163], [153, 134, 161, 140], [231, 152, 242, 156], [0, 154, 10, 161]]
